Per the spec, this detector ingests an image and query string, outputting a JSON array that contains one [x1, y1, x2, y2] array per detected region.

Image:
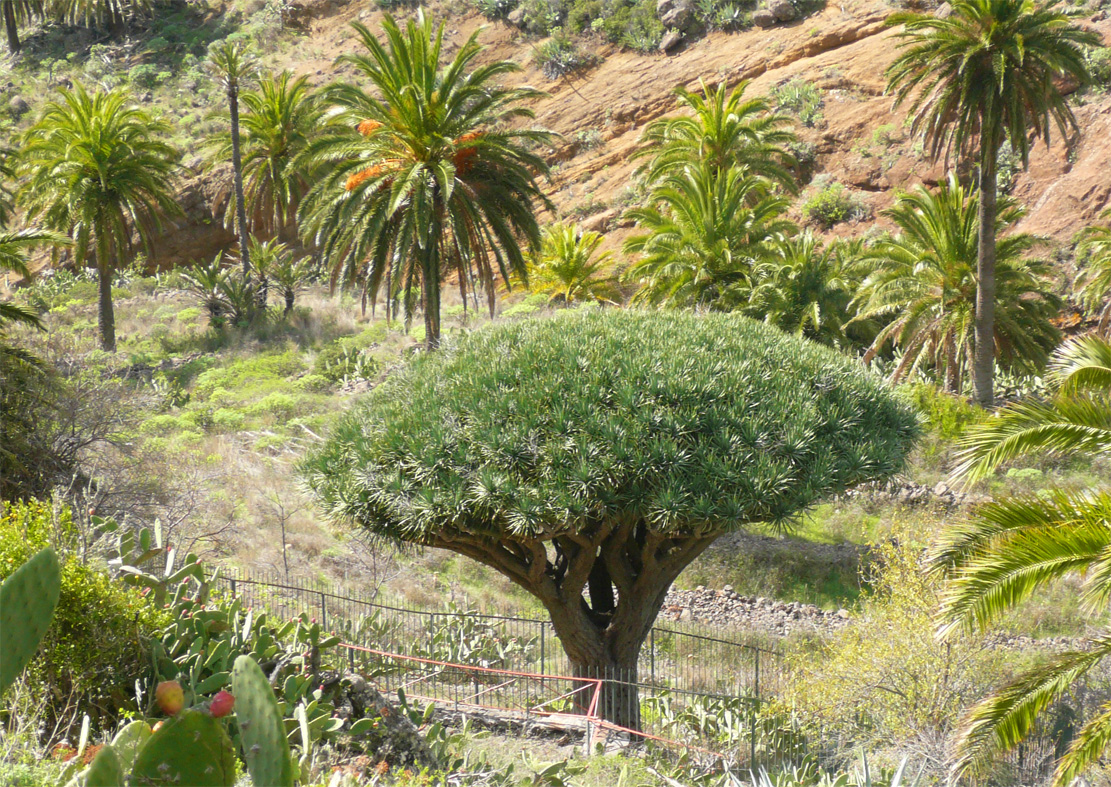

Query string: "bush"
[[472, 0, 518, 18], [127, 64, 167, 89], [901, 383, 983, 441], [0, 501, 168, 738], [532, 32, 600, 79], [192, 349, 306, 400], [772, 78, 824, 127], [518, 0, 567, 32], [784, 533, 1007, 779], [210, 407, 247, 431], [801, 179, 869, 229]]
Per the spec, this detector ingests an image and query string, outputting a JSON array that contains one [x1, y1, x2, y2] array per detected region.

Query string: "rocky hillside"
[[124, 0, 1111, 274]]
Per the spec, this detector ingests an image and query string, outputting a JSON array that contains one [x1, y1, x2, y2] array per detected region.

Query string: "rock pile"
[[661, 585, 852, 637]]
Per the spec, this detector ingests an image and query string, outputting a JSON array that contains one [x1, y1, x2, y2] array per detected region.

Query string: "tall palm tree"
[[1, 0, 40, 54], [621, 162, 794, 310], [527, 222, 619, 306], [885, 0, 1096, 406], [1076, 209, 1111, 329], [745, 232, 867, 349], [936, 335, 1111, 785], [852, 176, 1061, 392], [634, 80, 798, 192], [18, 84, 181, 351], [204, 71, 323, 240], [207, 40, 259, 281], [297, 13, 553, 350]]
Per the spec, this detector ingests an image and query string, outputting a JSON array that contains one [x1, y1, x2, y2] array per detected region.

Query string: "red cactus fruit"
[[209, 690, 235, 718]]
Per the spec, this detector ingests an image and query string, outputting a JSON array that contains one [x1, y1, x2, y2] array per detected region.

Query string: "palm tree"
[[207, 40, 259, 281], [621, 162, 794, 310], [0, 228, 70, 331], [1076, 209, 1111, 329], [247, 236, 314, 315], [936, 335, 1111, 785], [635, 80, 798, 192], [885, 0, 1096, 406], [0, 148, 15, 227], [297, 13, 553, 349], [181, 254, 230, 327], [852, 176, 1061, 393], [204, 71, 323, 240], [1, 0, 40, 54], [745, 232, 867, 349], [18, 84, 181, 351], [527, 222, 620, 306], [51, 0, 152, 32]]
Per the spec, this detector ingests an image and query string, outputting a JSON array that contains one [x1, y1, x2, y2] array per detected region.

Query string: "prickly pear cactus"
[[129, 709, 236, 787], [110, 720, 152, 774], [232, 654, 294, 787], [84, 744, 124, 787], [0, 547, 61, 694]]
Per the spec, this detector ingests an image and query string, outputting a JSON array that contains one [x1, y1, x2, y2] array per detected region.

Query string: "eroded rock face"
[[660, 29, 684, 52], [769, 0, 797, 22], [339, 673, 438, 769], [657, 0, 693, 29]]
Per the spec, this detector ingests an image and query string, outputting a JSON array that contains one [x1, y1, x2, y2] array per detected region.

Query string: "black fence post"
[[319, 591, 327, 630], [650, 629, 656, 684]]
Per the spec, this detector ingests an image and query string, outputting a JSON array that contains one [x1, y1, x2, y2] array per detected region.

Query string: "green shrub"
[[192, 349, 306, 400], [127, 64, 166, 89], [472, 0, 518, 18], [1085, 46, 1111, 89], [0, 501, 168, 736], [801, 179, 869, 229], [518, 0, 567, 33], [245, 391, 299, 418], [772, 78, 824, 127], [532, 32, 600, 79], [210, 407, 247, 431], [901, 383, 982, 441], [784, 533, 1007, 777]]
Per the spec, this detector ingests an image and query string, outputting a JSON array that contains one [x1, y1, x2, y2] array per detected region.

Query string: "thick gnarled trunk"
[[3, 1, 20, 54], [431, 518, 715, 729]]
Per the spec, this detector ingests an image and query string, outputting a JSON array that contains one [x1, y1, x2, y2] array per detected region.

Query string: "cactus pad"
[[84, 744, 124, 787], [0, 547, 61, 694], [232, 654, 294, 787], [129, 709, 236, 787], [110, 720, 152, 774]]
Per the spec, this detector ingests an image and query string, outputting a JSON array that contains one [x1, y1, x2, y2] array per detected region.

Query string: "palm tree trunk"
[[96, 232, 116, 352], [973, 141, 998, 408], [228, 87, 251, 283], [3, 1, 20, 54], [422, 253, 440, 351]]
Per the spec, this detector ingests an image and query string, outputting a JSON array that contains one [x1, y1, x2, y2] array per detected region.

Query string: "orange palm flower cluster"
[[452, 131, 483, 174], [344, 159, 403, 192], [357, 119, 382, 136]]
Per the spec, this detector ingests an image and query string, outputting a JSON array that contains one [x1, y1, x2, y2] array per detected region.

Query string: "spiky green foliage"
[[635, 80, 798, 192], [622, 163, 795, 310], [205, 71, 324, 238], [297, 13, 553, 349], [527, 222, 619, 306], [852, 175, 1060, 392], [0, 148, 14, 224], [0, 547, 61, 695], [130, 708, 236, 786], [745, 232, 868, 349], [0, 228, 70, 331], [886, 0, 1096, 166], [232, 655, 294, 787], [304, 310, 918, 722], [249, 237, 314, 315], [1076, 209, 1111, 328], [937, 335, 1111, 784], [18, 84, 181, 351]]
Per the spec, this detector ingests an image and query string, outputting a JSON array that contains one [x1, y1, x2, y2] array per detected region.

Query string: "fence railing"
[[208, 568, 786, 704]]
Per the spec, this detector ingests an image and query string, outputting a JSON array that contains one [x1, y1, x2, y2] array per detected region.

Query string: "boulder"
[[8, 96, 29, 118], [753, 9, 777, 27], [659, 29, 684, 53], [507, 5, 527, 27], [935, 2, 953, 17], [341, 673, 438, 768], [657, 0, 692, 28], [769, 0, 797, 21]]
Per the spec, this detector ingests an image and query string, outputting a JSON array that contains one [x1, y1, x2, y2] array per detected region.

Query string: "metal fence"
[[209, 568, 786, 703]]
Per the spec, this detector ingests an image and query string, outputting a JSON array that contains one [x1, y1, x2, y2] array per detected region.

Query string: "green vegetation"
[[800, 179, 868, 229], [526, 222, 619, 305]]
